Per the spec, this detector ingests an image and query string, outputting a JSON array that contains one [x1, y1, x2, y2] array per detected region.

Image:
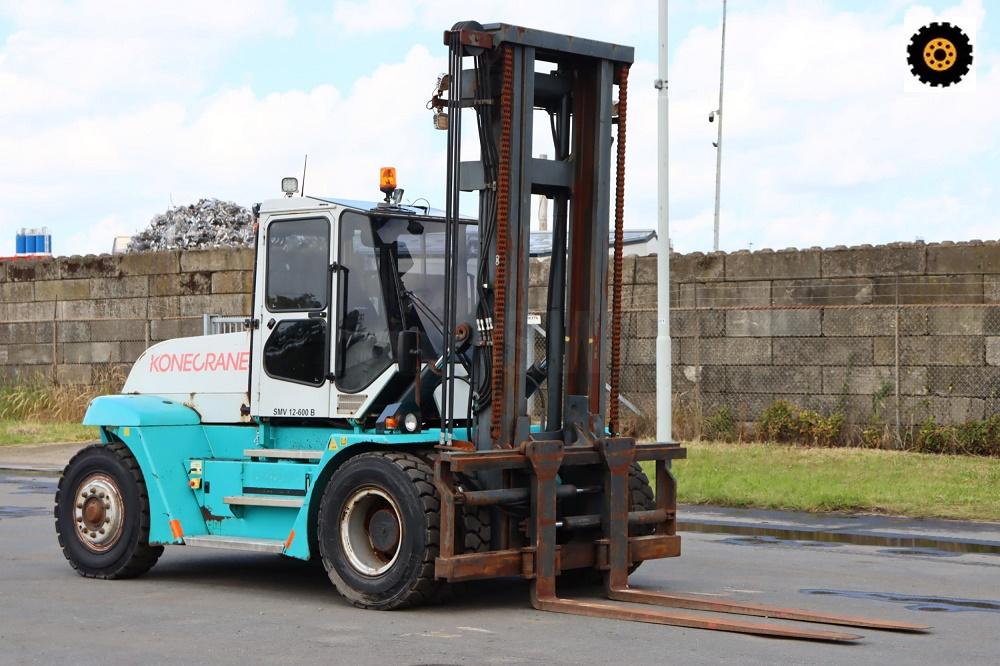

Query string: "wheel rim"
[[340, 487, 403, 577], [73, 473, 125, 553], [923, 37, 956, 71]]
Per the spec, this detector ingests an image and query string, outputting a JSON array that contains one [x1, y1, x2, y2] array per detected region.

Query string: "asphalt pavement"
[[2, 469, 999, 665]]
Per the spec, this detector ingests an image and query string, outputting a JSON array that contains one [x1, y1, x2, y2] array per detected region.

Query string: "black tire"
[[906, 22, 973, 87], [54, 443, 163, 579], [317, 451, 444, 610]]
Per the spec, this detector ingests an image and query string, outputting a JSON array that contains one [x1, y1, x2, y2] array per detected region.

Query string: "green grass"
[[651, 441, 1000, 522], [0, 421, 98, 446]]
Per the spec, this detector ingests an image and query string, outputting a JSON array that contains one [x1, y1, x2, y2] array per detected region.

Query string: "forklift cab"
[[250, 196, 477, 425]]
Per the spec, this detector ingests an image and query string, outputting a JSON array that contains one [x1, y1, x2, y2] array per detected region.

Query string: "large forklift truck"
[[55, 22, 927, 641]]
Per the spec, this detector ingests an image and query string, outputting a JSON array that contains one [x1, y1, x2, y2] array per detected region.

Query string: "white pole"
[[712, 0, 727, 252], [655, 0, 672, 443]]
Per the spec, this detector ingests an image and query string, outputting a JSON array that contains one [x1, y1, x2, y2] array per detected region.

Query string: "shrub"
[[756, 400, 844, 446], [703, 406, 737, 442], [757, 400, 799, 442]]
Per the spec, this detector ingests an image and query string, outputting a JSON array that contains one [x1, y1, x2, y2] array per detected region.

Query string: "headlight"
[[403, 412, 419, 433]]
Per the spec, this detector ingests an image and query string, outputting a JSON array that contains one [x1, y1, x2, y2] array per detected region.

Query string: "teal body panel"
[[86, 395, 455, 559], [84, 395, 201, 426]]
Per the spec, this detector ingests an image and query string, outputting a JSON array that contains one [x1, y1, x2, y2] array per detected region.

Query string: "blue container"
[[15, 230, 25, 254], [44, 233, 52, 254], [33, 232, 44, 253], [25, 232, 37, 253]]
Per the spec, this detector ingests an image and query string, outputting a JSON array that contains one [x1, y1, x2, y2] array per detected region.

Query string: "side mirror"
[[395, 329, 421, 377]]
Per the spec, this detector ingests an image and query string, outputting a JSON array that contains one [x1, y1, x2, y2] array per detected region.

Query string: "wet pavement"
[[2, 468, 1000, 664]]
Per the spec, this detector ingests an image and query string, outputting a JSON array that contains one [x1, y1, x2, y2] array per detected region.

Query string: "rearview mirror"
[[395, 329, 421, 377]]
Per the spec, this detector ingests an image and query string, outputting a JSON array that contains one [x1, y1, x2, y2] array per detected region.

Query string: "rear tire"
[[54, 443, 163, 579], [317, 452, 444, 610]]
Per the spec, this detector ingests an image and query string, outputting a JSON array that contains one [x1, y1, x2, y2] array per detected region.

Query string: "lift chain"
[[491, 46, 514, 444], [609, 64, 629, 435]]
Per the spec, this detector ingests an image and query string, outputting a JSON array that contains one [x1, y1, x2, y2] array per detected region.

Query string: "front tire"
[[54, 443, 163, 579], [317, 452, 443, 610]]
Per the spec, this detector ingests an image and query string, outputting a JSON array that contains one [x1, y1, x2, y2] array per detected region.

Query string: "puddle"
[[801, 589, 1000, 614], [879, 547, 962, 558], [682, 520, 1000, 556], [0, 506, 51, 519], [717, 535, 841, 549], [0, 475, 59, 495]]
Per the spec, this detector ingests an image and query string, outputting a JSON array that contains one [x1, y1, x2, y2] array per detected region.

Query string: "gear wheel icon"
[[907, 22, 973, 87]]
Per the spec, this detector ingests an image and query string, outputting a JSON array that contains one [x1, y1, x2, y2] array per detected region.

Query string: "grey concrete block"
[[675, 283, 696, 308], [34, 279, 91, 302], [89, 276, 149, 299], [147, 297, 181, 318], [56, 364, 92, 385], [118, 251, 180, 276], [927, 243, 1000, 275], [691, 280, 771, 308], [726, 249, 820, 280], [625, 338, 656, 363], [621, 364, 655, 393], [724, 365, 823, 394], [925, 366, 1000, 398], [528, 258, 550, 287], [5, 260, 58, 282], [670, 252, 724, 282], [61, 341, 120, 364], [180, 249, 254, 272], [90, 319, 148, 342], [56, 321, 91, 343], [0, 281, 34, 302], [773, 337, 873, 366], [150, 317, 203, 341], [927, 307, 987, 335], [875, 335, 984, 366], [631, 283, 658, 308], [120, 340, 150, 363], [212, 271, 252, 294], [179, 294, 250, 317], [987, 337, 1000, 366], [634, 255, 657, 284], [7, 343, 54, 364], [822, 366, 893, 396], [822, 307, 927, 336], [872, 275, 983, 304], [821, 245, 925, 277], [58, 255, 121, 279], [150, 272, 212, 296], [57, 298, 147, 321], [0, 301, 56, 322], [669, 310, 725, 338], [726, 309, 820, 337], [900, 396, 985, 424], [700, 392, 774, 422], [771, 278, 873, 306], [0, 322, 53, 344], [678, 337, 770, 365]]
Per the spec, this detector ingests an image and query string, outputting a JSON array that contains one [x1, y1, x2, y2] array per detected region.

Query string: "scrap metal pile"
[[127, 199, 253, 252]]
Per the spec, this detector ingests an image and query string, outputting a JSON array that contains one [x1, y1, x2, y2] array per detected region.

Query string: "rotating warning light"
[[379, 167, 397, 194]]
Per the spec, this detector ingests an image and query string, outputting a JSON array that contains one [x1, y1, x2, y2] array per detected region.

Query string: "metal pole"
[[655, 0, 673, 443], [712, 0, 727, 252]]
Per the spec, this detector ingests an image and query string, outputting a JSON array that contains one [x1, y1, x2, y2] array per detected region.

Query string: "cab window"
[[266, 218, 329, 311]]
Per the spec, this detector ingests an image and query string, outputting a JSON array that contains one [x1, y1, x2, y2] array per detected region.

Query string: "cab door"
[[252, 214, 333, 419]]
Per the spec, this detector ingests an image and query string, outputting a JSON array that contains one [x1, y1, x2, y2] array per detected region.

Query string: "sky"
[[0, 0, 996, 256]]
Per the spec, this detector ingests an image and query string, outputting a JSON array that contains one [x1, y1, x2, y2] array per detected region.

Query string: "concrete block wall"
[[0, 249, 254, 384], [3, 239, 1000, 429]]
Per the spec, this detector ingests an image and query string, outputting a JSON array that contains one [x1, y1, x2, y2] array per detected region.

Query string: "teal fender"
[[85, 395, 211, 546]]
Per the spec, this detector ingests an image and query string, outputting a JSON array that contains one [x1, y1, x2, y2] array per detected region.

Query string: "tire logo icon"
[[907, 22, 973, 87]]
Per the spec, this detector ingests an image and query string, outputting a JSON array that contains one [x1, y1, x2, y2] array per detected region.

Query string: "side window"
[[266, 218, 329, 311], [337, 212, 393, 392], [263, 319, 326, 386]]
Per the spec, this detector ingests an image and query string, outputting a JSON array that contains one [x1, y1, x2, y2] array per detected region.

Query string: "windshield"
[[336, 211, 478, 393]]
